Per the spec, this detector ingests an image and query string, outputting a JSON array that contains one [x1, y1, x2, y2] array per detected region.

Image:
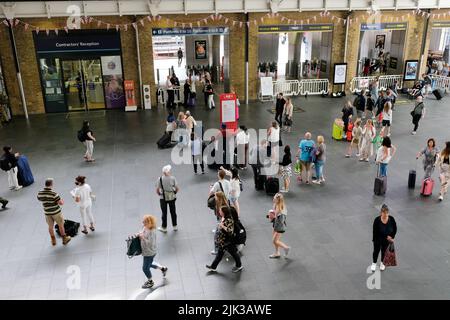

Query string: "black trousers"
[[412, 114, 422, 131], [192, 155, 204, 173], [211, 243, 242, 269], [275, 112, 283, 127], [167, 90, 175, 109], [184, 91, 190, 106], [251, 164, 259, 187], [204, 92, 208, 107], [160, 199, 177, 228], [372, 240, 389, 263]]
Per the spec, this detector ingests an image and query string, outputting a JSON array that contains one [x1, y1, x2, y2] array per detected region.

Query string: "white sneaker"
[[284, 247, 290, 257], [380, 262, 386, 271], [173, 226, 178, 231], [14, 186, 23, 191], [439, 195, 444, 201], [356, 153, 360, 157], [370, 263, 376, 272], [157, 227, 167, 233], [312, 180, 321, 185], [411, 131, 417, 135]]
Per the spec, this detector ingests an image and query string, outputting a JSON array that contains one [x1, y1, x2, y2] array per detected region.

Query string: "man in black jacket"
[[354, 89, 366, 119], [1, 146, 22, 191], [375, 91, 387, 117], [275, 93, 285, 127]]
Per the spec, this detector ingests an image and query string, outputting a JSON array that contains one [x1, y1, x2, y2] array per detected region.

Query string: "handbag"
[[160, 177, 176, 202], [207, 182, 224, 209], [273, 213, 287, 233], [126, 236, 142, 258], [284, 117, 292, 126], [294, 160, 302, 175], [382, 242, 397, 267]]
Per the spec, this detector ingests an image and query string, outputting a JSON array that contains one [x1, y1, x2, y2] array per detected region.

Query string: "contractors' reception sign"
[[360, 23, 407, 31]]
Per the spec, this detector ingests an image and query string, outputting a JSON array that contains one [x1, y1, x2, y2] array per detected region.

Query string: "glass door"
[[39, 58, 66, 113], [62, 59, 105, 111], [81, 59, 105, 110]]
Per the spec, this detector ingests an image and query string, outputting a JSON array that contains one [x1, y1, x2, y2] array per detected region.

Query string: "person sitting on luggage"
[[166, 111, 176, 140], [1, 146, 22, 191], [37, 178, 71, 246], [416, 138, 439, 180]]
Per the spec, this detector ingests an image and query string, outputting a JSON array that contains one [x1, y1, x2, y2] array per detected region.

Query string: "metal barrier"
[[157, 85, 185, 107], [299, 79, 329, 95], [378, 75, 403, 91], [350, 75, 403, 92], [431, 74, 450, 92], [272, 80, 300, 97]]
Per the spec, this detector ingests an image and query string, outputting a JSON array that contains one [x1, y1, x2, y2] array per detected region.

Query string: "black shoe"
[[161, 267, 168, 277], [1, 200, 8, 209], [142, 279, 154, 289], [206, 265, 217, 272], [232, 266, 243, 273]]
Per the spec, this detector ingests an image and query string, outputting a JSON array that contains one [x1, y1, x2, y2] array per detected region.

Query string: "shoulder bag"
[[273, 213, 287, 233], [160, 177, 176, 202]]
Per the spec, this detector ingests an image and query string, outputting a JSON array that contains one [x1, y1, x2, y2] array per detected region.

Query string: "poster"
[[404, 60, 419, 81], [333, 63, 347, 85], [195, 40, 207, 59], [221, 99, 236, 123], [260, 77, 274, 96], [101, 55, 125, 109], [389, 57, 398, 69], [375, 35, 385, 49]]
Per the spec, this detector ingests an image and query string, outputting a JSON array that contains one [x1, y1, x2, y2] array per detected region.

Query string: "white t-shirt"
[[236, 131, 249, 145], [74, 184, 92, 207], [230, 178, 241, 199], [268, 127, 280, 143], [211, 179, 231, 199], [377, 147, 392, 164], [382, 110, 392, 122], [191, 138, 202, 156], [190, 79, 196, 93]]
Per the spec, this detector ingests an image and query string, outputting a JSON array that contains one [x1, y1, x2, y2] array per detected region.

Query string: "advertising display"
[[333, 63, 347, 85], [220, 93, 238, 132], [195, 40, 207, 59], [404, 60, 419, 81], [101, 56, 126, 109]]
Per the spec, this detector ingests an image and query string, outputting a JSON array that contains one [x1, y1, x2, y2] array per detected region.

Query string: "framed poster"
[[389, 57, 398, 69], [195, 40, 207, 59], [333, 63, 347, 85], [404, 60, 419, 81], [260, 77, 274, 96], [375, 35, 385, 49]]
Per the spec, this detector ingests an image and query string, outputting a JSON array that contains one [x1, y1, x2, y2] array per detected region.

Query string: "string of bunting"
[[2, 8, 450, 35]]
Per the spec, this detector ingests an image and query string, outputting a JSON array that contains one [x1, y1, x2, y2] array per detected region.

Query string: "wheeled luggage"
[[17, 155, 34, 187], [420, 178, 434, 196], [432, 89, 443, 100], [265, 177, 279, 195], [374, 165, 387, 196], [55, 220, 80, 237], [255, 171, 266, 191], [408, 170, 416, 189], [332, 119, 344, 140], [157, 132, 172, 149]]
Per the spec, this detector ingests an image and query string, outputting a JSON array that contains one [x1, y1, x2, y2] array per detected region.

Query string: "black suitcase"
[[433, 89, 443, 100], [408, 170, 416, 189], [55, 219, 80, 237], [157, 133, 171, 149], [265, 177, 279, 195], [256, 173, 266, 191], [374, 165, 387, 196]]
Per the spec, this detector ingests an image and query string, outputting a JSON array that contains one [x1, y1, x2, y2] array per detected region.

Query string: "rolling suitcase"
[[374, 164, 387, 196], [255, 170, 266, 191], [157, 132, 171, 149], [408, 170, 416, 189], [332, 122, 343, 140], [265, 177, 279, 195], [420, 178, 434, 196], [16, 155, 34, 187], [432, 89, 443, 100]]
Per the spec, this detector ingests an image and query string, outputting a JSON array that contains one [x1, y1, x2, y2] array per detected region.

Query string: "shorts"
[[382, 120, 391, 127], [229, 197, 238, 205], [45, 212, 64, 225]]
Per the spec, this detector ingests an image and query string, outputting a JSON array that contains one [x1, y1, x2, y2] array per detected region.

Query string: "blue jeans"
[[379, 163, 388, 177], [315, 160, 324, 179], [142, 255, 159, 279]]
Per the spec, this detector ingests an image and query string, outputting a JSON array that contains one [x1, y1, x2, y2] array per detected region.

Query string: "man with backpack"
[[354, 89, 366, 119], [1, 146, 22, 191]]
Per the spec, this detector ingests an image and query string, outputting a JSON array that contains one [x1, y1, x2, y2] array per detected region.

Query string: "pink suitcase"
[[421, 178, 434, 196]]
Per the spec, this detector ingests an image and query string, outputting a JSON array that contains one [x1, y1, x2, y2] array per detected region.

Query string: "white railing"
[[350, 75, 403, 92], [431, 74, 450, 92], [299, 79, 329, 95], [378, 75, 403, 91], [272, 80, 300, 97]]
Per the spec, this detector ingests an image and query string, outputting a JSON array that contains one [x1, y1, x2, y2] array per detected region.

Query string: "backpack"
[[0, 155, 11, 171], [55, 219, 80, 237], [353, 95, 361, 108], [77, 130, 86, 142], [232, 219, 247, 245]]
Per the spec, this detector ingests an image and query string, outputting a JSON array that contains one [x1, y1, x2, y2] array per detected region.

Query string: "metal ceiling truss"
[[1, 0, 449, 18]]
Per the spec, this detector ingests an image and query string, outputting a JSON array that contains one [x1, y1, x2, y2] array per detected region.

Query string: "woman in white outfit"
[[360, 119, 376, 162], [222, 166, 242, 215], [72, 175, 95, 234], [267, 121, 280, 161]]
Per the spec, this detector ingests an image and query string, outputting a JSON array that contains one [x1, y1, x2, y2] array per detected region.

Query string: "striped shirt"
[[37, 187, 62, 215]]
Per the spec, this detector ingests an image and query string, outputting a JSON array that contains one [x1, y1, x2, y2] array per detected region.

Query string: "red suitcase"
[[420, 178, 434, 196]]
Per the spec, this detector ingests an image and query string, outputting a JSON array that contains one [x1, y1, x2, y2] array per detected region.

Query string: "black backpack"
[[77, 130, 86, 142], [353, 95, 361, 107], [55, 220, 80, 237], [232, 219, 247, 245], [0, 155, 10, 171]]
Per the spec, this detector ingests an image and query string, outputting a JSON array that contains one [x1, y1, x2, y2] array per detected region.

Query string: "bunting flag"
[[225, 18, 228, 24], [45, 29, 49, 35], [97, 20, 102, 27], [140, 19, 145, 26], [132, 23, 137, 30], [124, 24, 128, 31], [245, 21, 249, 28], [64, 26, 68, 33], [24, 23, 29, 30], [36, 27, 39, 34], [233, 21, 236, 27], [2, 20, 8, 26], [260, 17, 264, 22], [253, 20, 257, 26], [55, 29, 58, 35], [115, 24, 119, 31], [106, 23, 110, 30], [14, 19, 20, 26], [146, 15, 151, 22], [197, 21, 201, 27], [189, 22, 192, 28]]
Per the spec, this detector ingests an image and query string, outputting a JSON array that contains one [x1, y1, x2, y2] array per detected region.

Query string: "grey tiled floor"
[[1, 93, 450, 300]]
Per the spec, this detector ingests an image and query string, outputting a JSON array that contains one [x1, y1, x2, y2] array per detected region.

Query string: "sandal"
[[89, 226, 95, 232]]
